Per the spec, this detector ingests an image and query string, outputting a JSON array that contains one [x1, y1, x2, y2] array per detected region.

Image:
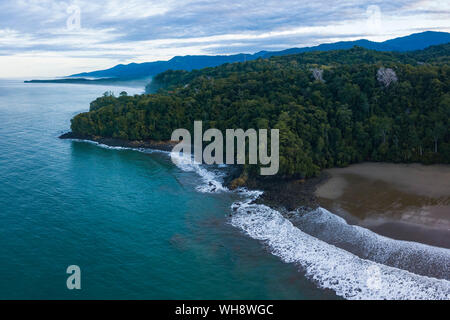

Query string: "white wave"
[[236, 188, 263, 200], [71, 139, 170, 155], [74, 137, 450, 299], [230, 198, 450, 300], [290, 207, 450, 280], [73, 139, 226, 193], [170, 151, 228, 193]]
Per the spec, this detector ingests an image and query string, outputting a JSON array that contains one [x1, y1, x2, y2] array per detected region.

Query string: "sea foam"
[[81, 139, 450, 299], [170, 151, 228, 193], [289, 207, 450, 280], [230, 197, 450, 300], [71, 139, 171, 155]]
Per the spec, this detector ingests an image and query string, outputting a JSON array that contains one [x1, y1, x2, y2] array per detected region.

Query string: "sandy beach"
[[315, 163, 450, 248]]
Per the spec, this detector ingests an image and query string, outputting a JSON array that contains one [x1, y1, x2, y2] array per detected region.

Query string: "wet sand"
[[315, 163, 450, 248]]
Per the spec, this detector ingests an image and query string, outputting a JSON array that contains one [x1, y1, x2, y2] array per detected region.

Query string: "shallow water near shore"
[[0, 80, 334, 299], [0, 80, 448, 300]]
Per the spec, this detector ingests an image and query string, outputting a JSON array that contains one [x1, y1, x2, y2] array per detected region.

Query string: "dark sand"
[[315, 163, 450, 248]]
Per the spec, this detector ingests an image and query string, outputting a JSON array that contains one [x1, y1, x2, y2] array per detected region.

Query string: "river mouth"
[[315, 163, 450, 249]]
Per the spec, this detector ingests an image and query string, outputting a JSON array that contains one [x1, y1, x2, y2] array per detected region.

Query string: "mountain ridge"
[[67, 31, 449, 79]]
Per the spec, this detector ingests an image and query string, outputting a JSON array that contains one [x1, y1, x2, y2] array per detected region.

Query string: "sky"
[[0, 0, 449, 78]]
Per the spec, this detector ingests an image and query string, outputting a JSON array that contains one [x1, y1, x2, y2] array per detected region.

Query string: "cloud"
[[0, 0, 448, 77]]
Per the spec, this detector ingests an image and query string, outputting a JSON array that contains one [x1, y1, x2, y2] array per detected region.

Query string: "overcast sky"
[[0, 0, 448, 78]]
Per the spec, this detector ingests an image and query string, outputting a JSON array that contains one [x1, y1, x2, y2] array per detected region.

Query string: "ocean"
[[0, 79, 448, 299]]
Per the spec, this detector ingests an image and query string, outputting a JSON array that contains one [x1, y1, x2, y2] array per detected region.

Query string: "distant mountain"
[[68, 31, 449, 80], [25, 78, 122, 84], [70, 54, 262, 79], [263, 31, 450, 57]]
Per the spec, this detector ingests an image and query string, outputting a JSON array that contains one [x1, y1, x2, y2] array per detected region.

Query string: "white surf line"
[[70, 138, 171, 155], [72, 139, 227, 193], [230, 198, 450, 300], [169, 151, 228, 193], [289, 207, 450, 281], [76, 138, 450, 299]]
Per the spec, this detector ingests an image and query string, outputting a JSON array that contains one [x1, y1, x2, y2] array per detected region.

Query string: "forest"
[[70, 44, 450, 179]]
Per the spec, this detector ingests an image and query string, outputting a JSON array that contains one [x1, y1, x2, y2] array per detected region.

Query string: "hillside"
[[147, 43, 450, 91], [68, 45, 450, 180]]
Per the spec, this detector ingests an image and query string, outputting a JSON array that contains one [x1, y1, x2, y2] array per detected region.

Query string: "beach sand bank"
[[315, 163, 450, 248]]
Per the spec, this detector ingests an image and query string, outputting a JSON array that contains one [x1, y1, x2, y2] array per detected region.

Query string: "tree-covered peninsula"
[[69, 45, 450, 179]]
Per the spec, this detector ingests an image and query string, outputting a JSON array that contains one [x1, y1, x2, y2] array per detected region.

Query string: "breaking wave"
[[230, 196, 450, 300], [81, 139, 450, 299], [71, 139, 171, 155], [169, 151, 228, 193], [288, 207, 450, 280]]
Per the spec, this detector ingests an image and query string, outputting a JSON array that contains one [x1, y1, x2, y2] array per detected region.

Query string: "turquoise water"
[[0, 80, 332, 299], [1, 80, 448, 300]]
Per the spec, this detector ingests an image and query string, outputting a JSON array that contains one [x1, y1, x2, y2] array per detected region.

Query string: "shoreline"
[[244, 174, 328, 211], [59, 132, 179, 152], [315, 163, 450, 249], [60, 133, 450, 250], [59, 132, 325, 210]]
